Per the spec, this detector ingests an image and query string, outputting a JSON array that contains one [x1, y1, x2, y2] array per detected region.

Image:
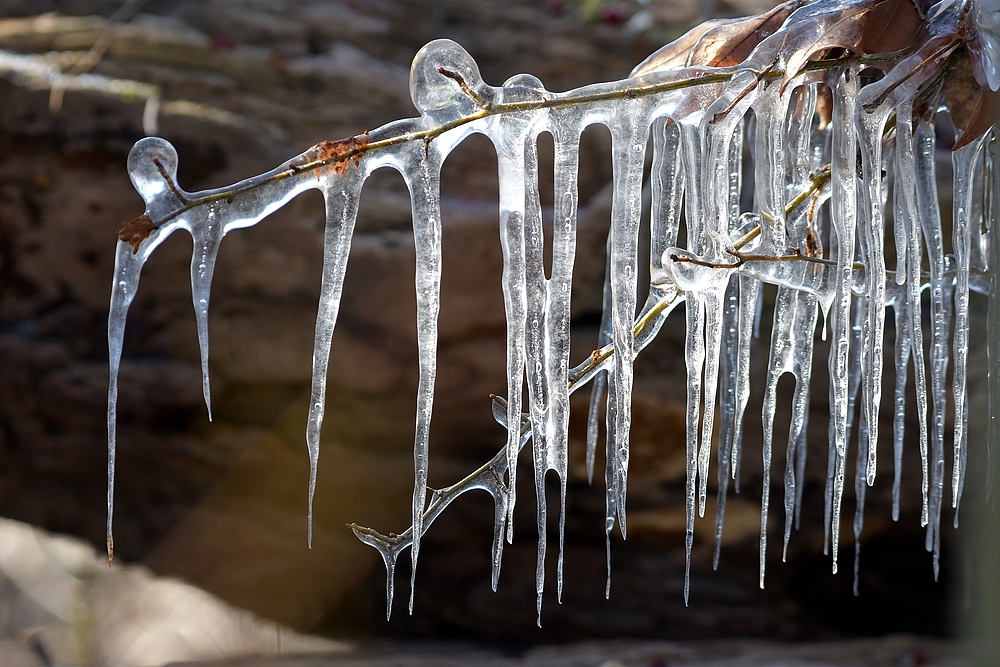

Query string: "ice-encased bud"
[[972, 0, 1000, 91], [409, 39, 492, 121], [127, 137, 183, 213], [498, 73, 547, 104]]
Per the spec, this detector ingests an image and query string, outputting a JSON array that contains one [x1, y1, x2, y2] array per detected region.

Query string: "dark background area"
[[0, 0, 980, 648]]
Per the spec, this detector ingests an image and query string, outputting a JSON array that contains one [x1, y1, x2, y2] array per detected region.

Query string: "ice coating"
[[108, 0, 992, 618]]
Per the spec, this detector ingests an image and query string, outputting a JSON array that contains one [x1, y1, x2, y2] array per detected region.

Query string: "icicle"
[[988, 132, 1000, 504], [854, 98, 892, 488], [190, 206, 222, 421], [401, 141, 445, 614], [546, 113, 583, 604], [889, 286, 911, 521], [683, 290, 704, 604], [307, 169, 364, 548], [951, 137, 986, 525], [914, 116, 946, 546], [108, 241, 142, 563], [781, 84, 819, 559], [754, 81, 793, 588], [109, 137, 189, 563], [825, 66, 860, 574], [675, 119, 707, 604], [853, 406, 869, 596], [607, 100, 651, 541], [732, 273, 759, 494], [891, 102, 929, 524], [492, 88, 531, 547], [713, 119, 745, 569], [695, 73, 755, 520], [519, 111, 552, 625], [587, 276, 611, 485], [649, 118, 684, 282], [714, 278, 739, 570]]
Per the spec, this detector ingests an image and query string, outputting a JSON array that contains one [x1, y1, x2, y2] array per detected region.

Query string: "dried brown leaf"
[[815, 82, 835, 129], [944, 50, 982, 133], [689, 0, 805, 68], [859, 0, 924, 54], [780, 0, 924, 92], [117, 214, 154, 254], [631, 18, 740, 76], [953, 86, 1000, 150]]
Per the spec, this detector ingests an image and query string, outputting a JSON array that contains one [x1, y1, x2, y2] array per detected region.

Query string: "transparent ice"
[[108, 0, 996, 622]]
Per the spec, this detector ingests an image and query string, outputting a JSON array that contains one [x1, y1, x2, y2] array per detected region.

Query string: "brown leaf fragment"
[[953, 86, 1000, 150], [859, 0, 924, 54], [805, 226, 821, 258], [689, 0, 805, 68], [779, 0, 926, 93], [631, 18, 740, 76], [307, 131, 370, 175], [815, 83, 834, 129], [944, 50, 984, 134], [117, 214, 154, 255]]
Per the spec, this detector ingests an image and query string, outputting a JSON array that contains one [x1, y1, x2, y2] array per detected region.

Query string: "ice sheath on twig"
[[108, 0, 998, 620]]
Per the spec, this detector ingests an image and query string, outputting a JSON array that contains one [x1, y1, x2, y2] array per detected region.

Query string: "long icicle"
[[307, 168, 365, 547], [826, 66, 859, 574], [951, 137, 986, 525], [405, 142, 445, 614]]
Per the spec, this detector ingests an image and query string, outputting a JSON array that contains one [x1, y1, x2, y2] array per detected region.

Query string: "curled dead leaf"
[[631, 18, 740, 76], [780, 0, 924, 92], [689, 0, 805, 68], [117, 214, 154, 255]]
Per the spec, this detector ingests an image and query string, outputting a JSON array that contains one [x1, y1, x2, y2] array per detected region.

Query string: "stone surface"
[[0, 517, 343, 666], [165, 635, 967, 667]]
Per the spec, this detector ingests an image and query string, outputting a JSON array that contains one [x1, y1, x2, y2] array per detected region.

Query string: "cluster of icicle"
[[108, 0, 996, 625]]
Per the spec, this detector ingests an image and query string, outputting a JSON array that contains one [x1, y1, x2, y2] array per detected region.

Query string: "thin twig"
[[140, 48, 915, 234]]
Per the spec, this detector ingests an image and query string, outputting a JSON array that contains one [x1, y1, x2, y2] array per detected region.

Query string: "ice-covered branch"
[[107, 0, 998, 625]]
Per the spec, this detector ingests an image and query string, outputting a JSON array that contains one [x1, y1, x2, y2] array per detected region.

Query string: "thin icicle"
[[547, 115, 583, 604], [732, 273, 759, 493], [914, 117, 944, 528], [853, 407, 869, 596], [108, 241, 143, 563], [190, 206, 222, 421], [854, 99, 892, 488], [891, 102, 929, 524], [404, 143, 445, 614], [826, 66, 859, 574], [713, 121, 746, 568], [492, 92, 531, 546], [714, 278, 740, 569], [987, 132, 1000, 504], [587, 275, 612, 485], [951, 137, 986, 525], [683, 293, 704, 604], [607, 101, 651, 539], [306, 169, 364, 547], [521, 119, 552, 625], [696, 75, 755, 519]]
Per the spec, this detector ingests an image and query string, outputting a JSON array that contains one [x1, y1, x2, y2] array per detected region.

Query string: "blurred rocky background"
[[0, 0, 984, 663]]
